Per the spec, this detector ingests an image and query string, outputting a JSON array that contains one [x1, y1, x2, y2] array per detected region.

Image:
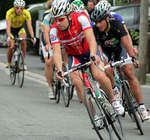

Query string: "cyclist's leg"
[[120, 42, 150, 120], [102, 50, 116, 87], [18, 28, 27, 58], [41, 35, 54, 99], [68, 55, 85, 103], [92, 46, 124, 115], [103, 46, 122, 102], [61, 47, 68, 68], [6, 31, 15, 65], [94, 46, 115, 100]]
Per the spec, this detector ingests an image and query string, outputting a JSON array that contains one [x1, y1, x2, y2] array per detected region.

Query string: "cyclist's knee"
[[45, 58, 53, 67], [105, 67, 113, 77], [94, 71, 107, 83], [8, 43, 15, 51], [123, 65, 135, 81]]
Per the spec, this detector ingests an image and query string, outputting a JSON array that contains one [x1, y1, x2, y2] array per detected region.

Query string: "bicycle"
[[48, 46, 72, 107], [105, 55, 144, 135], [60, 56, 125, 140], [10, 38, 31, 88]]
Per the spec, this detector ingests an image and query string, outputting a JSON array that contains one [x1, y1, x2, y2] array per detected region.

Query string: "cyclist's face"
[[95, 17, 109, 32], [54, 16, 70, 31], [14, 6, 24, 15]]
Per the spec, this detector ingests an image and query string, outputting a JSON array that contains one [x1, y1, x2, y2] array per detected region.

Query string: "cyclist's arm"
[[121, 35, 136, 58], [84, 28, 97, 56], [123, 24, 138, 55], [6, 19, 11, 39], [53, 43, 62, 71], [26, 20, 36, 44], [26, 20, 34, 38], [42, 24, 51, 45]]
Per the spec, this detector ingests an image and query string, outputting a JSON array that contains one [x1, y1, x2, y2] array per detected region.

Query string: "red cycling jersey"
[[50, 12, 91, 55]]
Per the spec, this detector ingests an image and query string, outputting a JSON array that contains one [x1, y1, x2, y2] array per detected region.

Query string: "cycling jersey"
[[6, 7, 31, 28], [50, 12, 91, 55], [93, 19, 129, 63], [110, 12, 125, 24], [42, 9, 54, 27], [93, 19, 127, 48]]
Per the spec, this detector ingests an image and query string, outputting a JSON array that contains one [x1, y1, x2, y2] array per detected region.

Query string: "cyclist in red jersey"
[[50, 0, 124, 126]]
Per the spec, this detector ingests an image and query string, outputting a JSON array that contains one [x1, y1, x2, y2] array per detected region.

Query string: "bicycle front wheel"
[[122, 81, 143, 135], [17, 51, 24, 88], [84, 87, 112, 140], [10, 53, 16, 85], [61, 62, 70, 107], [104, 100, 125, 140]]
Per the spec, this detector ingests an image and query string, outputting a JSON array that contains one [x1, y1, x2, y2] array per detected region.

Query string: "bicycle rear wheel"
[[10, 53, 16, 85], [84, 87, 112, 140], [122, 81, 143, 135], [61, 62, 70, 107], [17, 51, 24, 88]]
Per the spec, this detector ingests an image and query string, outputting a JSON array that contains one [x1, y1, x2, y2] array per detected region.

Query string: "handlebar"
[[12, 38, 32, 41], [104, 57, 132, 69]]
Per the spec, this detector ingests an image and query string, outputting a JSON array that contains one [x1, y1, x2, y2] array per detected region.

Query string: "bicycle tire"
[[52, 64, 60, 103], [70, 84, 74, 100], [52, 64, 57, 100], [61, 62, 70, 107], [55, 80, 61, 103], [122, 80, 143, 135], [84, 87, 113, 140], [17, 51, 24, 88], [10, 53, 16, 85], [103, 94, 125, 140]]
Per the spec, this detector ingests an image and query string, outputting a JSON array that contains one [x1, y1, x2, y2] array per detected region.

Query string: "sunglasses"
[[16, 7, 24, 10], [54, 17, 66, 22]]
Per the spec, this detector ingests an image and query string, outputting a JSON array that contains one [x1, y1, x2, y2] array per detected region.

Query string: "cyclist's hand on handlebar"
[[131, 56, 141, 68], [31, 37, 36, 46], [45, 44, 52, 52], [90, 55, 101, 65], [133, 60, 141, 68], [7, 37, 12, 48], [56, 70, 64, 81]]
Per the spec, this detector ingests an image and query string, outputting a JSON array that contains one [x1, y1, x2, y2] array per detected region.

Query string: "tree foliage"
[[0, 0, 47, 20]]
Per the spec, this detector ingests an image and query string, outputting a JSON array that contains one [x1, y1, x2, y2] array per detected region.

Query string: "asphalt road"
[[0, 47, 150, 140]]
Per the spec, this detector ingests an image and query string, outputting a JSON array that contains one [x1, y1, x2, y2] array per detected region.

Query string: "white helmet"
[[14, 0, 26, 7], [51, 0, 71, 18], [95, 0, 111, 13]]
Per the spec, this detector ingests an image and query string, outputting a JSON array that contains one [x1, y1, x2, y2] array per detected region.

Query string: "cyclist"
[[42, 0, 69, 99], [91, 2, 150, 120], [41, 0, 55, 99], [50, 0, 124, 127], [71, 0, 95, 27], [95, 0, 138, 103], [87, 0, 95, 19], [6, 0, 36, 74]]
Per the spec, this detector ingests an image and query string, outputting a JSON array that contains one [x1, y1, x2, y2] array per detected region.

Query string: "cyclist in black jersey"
[[91, 1, 150, 120]]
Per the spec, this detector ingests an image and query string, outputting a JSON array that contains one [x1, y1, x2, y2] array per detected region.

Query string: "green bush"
[[129, 29, 139, 47]]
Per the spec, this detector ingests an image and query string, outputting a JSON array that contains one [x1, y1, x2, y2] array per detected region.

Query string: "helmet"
[[13, 0, 26, 7], [91, 1, 110, 22], [96, 0, 111, 13], [51, 0, 71, 18], [71, 0, 85, 13]]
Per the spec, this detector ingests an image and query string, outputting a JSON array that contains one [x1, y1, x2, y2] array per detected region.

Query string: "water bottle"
[[94, 82, 104, 105], [14, 51, 18, 61]]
